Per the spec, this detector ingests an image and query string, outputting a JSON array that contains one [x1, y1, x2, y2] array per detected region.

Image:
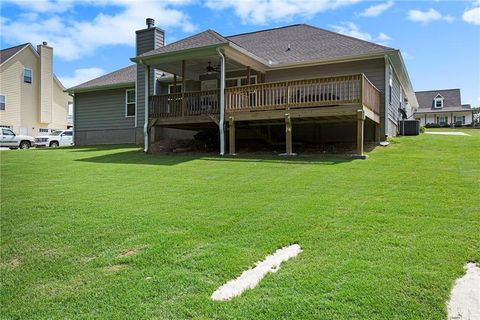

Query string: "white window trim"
[[0, 94, 5, 111], [23, 68, 33, 84], [125, 89, 136, 118], [434, 94, 444, 109]]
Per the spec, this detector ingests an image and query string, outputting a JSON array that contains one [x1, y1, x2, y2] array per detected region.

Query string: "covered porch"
[[136, 44, 381, 157]]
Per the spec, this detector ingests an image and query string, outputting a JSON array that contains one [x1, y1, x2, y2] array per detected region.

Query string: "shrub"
[[420, 125, 426, 133]]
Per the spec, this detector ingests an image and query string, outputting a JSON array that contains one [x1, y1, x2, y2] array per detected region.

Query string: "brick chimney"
[[135, 18, 164, 131], [37, 42, 53, 124]]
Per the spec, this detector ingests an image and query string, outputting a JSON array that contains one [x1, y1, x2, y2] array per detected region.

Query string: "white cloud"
[[0, 0, 196, 61], [58, 67, 105, 88], [407, 8, 454, 24], [463, 1, 480, 26], [359, 1, 394, 17], [329, 22, 392, 46], [204, 0, 361, 25], [3, 0, 74, 13]]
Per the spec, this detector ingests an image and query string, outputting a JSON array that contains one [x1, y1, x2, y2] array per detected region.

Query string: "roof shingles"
[[68, 65, 137, 91], [415, 89, 471, 113], [0, 43, 30, 64]]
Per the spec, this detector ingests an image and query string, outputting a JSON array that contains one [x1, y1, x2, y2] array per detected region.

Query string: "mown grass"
[[1, 129, 479, 319]]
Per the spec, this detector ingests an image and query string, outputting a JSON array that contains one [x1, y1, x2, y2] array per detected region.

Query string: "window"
[[437, 116, 447, 124], [0, 95, 5, 110], [125, 89, 135, 117], [454, 115, 466, 124], [0, 125, 12, 129], [39, 128, 49, 133], [24, 68, 32, 83], [168, 84, 182, 94], [226, 75, 257, 88], [2, 128, 14, 136], [388, 65, 393, 105], [434, 94, 444, 109], [62, 131, 73, 136]]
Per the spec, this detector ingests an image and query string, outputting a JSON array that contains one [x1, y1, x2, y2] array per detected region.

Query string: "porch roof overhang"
[[130, 42, 269, 81]]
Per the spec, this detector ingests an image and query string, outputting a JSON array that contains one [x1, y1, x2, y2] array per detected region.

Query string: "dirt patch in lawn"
[[2, 257, 21, 268], [119, 245, 146, 258], [104, 264, 127, 273]]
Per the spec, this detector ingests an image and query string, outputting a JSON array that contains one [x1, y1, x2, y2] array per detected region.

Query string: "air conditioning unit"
[[399, 120, 420, 136]]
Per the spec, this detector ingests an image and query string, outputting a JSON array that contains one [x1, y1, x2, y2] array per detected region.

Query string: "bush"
[[425, 123, 439, 128], [420, 125, 426, 133]]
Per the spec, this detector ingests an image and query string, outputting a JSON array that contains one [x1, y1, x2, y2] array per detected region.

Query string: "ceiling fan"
[[206, 61, 219, 73]]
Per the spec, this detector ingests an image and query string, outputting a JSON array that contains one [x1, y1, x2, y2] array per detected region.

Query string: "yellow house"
[[0, 42, 72, 137]]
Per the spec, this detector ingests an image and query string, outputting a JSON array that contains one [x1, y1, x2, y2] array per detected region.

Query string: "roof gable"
[[138, 30, 229, 59], [415, 89, 464, 110], [0, 43, 39, 65], [136, 24, 395, 66]]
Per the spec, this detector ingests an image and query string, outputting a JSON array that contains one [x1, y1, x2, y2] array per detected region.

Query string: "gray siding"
[[136, 27, 164, 131], [75, 88, 135, 130], [74, 87, 139, 145], [388, 67, 401, 126]]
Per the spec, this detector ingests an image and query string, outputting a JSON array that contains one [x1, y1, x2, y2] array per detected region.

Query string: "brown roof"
[[0, 43, 30, 64], [137, 24, 395, 65], [415, 89, 471, 113], [68, 65, 137, 92], [227, 24, 393, 65], [138, 30, 229, 58]]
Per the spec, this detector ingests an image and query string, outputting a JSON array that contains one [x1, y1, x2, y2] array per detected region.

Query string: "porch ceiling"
[[154, 55, 247, 81]]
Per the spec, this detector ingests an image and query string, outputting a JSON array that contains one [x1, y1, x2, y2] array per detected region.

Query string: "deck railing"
[[149, 89, 219, 118], [149, 74, 380, 118]]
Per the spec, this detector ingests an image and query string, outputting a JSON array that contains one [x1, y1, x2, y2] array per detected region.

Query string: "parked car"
[[35, 130, 73, 147], [0, 128, 35, 149]]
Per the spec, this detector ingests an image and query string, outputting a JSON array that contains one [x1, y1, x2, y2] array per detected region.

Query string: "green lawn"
[[1, 129, 479, 319]]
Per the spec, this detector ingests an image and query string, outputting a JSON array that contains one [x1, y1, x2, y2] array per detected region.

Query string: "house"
[[0, 42, 73, 136], [414, 89, 473, 127], [71, 19, 418, 157]]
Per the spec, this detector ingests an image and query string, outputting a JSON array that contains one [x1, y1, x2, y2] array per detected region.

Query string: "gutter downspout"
[[217, 48, 225, 156], [384, 54, 390, 139], [139, 60, 149, 153]]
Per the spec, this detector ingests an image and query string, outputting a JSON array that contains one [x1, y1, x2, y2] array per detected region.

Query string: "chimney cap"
[[42, 41, 48, 45], [146, 18, 155, 28]]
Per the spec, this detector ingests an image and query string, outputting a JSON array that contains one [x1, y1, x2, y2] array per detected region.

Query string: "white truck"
[[35, 130, 74, 147], [0, 128, 36, 149]]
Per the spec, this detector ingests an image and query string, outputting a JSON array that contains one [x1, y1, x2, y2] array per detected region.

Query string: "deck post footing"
[[351, 154, 368, 160]]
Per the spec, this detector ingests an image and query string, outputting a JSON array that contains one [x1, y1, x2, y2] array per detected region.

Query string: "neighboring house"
[[414, 89, 473, 127], [71, 19, 418, 156], [0, 42, 73, 136]]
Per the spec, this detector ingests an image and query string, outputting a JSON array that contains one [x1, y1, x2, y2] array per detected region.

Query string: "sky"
[[1, 0, 479, 106]]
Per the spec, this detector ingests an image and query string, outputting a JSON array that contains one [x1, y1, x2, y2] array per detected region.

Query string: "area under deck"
[[148, 74, 381, 156]]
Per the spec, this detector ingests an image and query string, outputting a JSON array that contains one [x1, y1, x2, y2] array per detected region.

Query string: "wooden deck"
[[149, 74, 381, 126]]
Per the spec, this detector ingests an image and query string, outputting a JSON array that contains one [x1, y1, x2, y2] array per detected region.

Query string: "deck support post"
[[143, 63, 150, 153], [281, 113, 295, 156], [181, 60, 186, 117], [229, 116, 236, 155], [217, 48, 226, 156], [352, 109, 367, 159]]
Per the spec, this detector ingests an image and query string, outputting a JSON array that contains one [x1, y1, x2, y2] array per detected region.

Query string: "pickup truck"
[[0, 128, 35, 149], [35, 130, 73, 147]]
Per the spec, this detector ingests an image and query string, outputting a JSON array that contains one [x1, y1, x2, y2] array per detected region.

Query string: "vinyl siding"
[[0, 46, 70, 136], [388, 67, 401, 125], [74, 87, 135, 131]]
